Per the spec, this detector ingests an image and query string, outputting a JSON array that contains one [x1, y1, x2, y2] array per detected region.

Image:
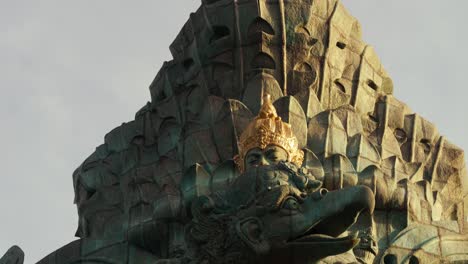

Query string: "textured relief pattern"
[[2, 0, 466, 263], [68, 0, 467, 263]]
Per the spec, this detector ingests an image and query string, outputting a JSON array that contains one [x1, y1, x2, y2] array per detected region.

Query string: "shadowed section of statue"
[[0, 246, 24, 264]]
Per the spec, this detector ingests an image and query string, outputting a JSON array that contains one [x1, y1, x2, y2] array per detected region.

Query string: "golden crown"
[[234, 94, 304, 172]]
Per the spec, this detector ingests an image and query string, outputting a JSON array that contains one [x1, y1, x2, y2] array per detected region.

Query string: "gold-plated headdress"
[[234, 94, 304, 172]]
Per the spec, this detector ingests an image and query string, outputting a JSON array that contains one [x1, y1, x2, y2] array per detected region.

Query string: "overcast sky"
[[1, 1, 467, 263]]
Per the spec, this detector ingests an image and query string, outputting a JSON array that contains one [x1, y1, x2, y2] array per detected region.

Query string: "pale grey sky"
[[0, 1, 467, 263]]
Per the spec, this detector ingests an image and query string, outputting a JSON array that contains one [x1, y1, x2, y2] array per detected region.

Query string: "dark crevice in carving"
[[367, 79, 379, 91], [295, 25, 310, 36], [409, 256, 419, 264], [394, 128, 408, 144], [368, 112, 379, 123], [131, 135, 145, 146], [248, 17, 275, 38], [203, 0, 222, 5], [295, 25, 318, 46], [420, 139, 432, 153], [251, 53, 276, 70], [336, 41, 347, 49], [383, 254, 397, 264], [210, 26, 230, 44], [309, 38, 319, 46], [183, 58, 194, 70], [334, 79, 346, 93], [156, 89, 168, 102]]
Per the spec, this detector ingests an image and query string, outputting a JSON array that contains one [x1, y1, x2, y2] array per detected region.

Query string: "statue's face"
[[244, 145, 288, 171]]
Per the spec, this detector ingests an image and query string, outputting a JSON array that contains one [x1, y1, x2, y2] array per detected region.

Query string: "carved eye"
[[267, 155, 279, 162], [246, 154, 261, 165], [282, 197, 300, 211], [248, 159, 258, 165]]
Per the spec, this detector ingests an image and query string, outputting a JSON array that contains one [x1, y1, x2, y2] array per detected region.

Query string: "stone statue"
[[179, 95, 375, 263], [233, 94, 305, 172], [2, 0, 468, 263], [0, 246, 24, 264]]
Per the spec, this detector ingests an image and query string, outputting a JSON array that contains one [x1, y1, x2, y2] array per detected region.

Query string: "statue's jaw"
[[288, 233, 359, 254], [302, 185, 376, 238], [263, 185, 374, 261], [266, 234, 360, 262]]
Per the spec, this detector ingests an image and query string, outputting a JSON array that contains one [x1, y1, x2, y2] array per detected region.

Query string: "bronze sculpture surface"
[[2, 0, 468, 263]]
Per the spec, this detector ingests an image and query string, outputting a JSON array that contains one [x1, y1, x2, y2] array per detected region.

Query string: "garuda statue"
[[2, 0, 468, 263]]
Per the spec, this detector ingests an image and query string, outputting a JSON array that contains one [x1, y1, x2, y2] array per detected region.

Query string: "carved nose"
[[258, 157, 269, 166]]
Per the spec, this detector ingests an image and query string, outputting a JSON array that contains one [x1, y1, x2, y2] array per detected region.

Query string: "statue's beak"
[[303, 185, 375, 238], [278, 185, 375, 261]]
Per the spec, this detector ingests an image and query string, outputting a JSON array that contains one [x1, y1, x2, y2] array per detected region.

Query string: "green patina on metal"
[[2, 0, 468, 263]]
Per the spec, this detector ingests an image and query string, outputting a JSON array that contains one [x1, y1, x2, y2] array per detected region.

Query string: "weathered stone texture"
[[2, 0, 464, 263], [69, 0, 468, 262]]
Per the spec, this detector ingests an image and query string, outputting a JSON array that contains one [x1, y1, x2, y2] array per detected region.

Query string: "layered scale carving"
[[68, 1, 467, 263], [2, 1, 466, 264]]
